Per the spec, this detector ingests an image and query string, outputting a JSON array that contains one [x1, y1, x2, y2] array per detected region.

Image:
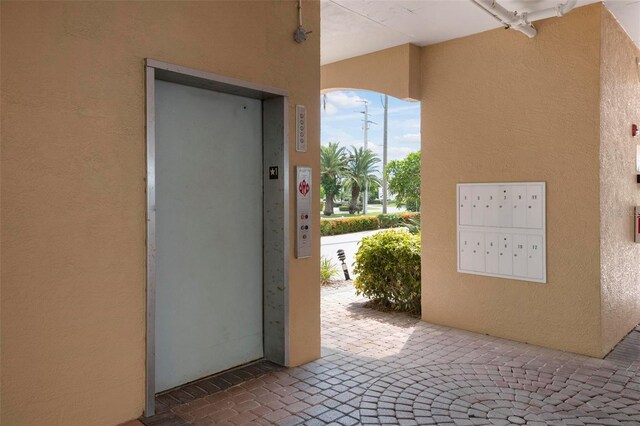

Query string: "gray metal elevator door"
[[155, 80, 263, 392]]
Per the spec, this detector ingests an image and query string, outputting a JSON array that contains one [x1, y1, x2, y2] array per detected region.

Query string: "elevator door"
[[155, 80, 263, 392]]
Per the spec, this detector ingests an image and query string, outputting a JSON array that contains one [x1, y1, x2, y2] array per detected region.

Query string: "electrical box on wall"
[[457, 182, 547, 283]]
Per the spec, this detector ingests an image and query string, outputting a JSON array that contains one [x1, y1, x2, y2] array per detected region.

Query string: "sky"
[[320, 90, 421, 170]]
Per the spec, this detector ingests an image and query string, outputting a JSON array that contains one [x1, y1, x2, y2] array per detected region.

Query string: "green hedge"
[[320, 212, 420, 236], [378, 213, 402, 228], [338, 204, 362, 212], [354, 229, 421, 314], [378, 212, 420, 229], [320, 216, 380, 236]]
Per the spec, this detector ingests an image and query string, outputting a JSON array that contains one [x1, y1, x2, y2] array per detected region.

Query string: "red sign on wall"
[[299, 180, 310, 197]]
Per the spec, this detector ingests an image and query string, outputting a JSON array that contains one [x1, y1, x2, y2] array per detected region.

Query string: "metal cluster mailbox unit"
[[457, 182, 547, 283]]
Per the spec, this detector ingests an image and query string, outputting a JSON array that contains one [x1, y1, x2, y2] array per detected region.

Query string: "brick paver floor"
[[144, 282, 640, 425]]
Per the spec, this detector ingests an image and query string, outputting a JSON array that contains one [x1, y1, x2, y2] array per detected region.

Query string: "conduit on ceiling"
[[470, 0, 577, 38]]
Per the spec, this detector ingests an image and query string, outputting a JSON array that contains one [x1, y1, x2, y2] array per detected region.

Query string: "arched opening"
[[319, 88, 422, 341]]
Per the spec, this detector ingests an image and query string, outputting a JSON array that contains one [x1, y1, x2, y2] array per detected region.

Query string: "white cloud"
[[322, 101, 337, 115], [390, 118, 420, 129], [387, 104, 420, 114], [325, 91, 365, 108], [321, 91, 366, 116], [322, 112, 365, 123], [367, 143, 418, 164], [393, 133, 421, 143]]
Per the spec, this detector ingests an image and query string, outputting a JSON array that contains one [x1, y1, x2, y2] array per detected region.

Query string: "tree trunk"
[[349, 184, 360, 214], [324, 194, 334, 215]]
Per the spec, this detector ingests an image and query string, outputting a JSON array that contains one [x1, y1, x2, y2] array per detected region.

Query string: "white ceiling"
[[321, 0, 640, 65]]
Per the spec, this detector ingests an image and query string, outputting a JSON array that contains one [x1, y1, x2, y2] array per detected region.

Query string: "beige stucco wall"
[[0, 1, 320, 425], [599, 8, 640, 354], [321, 43, 422, 101], [421, 4, 605, 357]]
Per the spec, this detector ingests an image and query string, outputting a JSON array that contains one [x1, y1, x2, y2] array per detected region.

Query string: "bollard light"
[[336, 249, 351, 281]]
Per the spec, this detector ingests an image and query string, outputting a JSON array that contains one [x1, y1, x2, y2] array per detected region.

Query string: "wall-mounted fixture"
[[633, 124, 638, 138], [293, 0, 312, 43], [470, 0, 577, 38]]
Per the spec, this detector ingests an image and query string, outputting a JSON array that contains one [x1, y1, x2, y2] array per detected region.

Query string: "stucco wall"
[[0, 1, 320, 425], [421, 4, 604, 357], [599, 8, 640, 354], [321, 43, 422, 101]]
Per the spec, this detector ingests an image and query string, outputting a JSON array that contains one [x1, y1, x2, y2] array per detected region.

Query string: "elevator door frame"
[[144, 59, 290, 417]]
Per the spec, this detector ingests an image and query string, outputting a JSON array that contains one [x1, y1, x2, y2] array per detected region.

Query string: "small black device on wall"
[[269, 166, 279, 180]]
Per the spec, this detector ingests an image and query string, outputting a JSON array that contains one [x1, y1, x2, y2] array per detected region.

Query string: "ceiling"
[[321, 0, 640, 65]]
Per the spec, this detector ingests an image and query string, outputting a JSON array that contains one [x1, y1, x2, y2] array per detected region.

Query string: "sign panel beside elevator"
[[457, 182, 546, 283], [296, 166, 312, 258]]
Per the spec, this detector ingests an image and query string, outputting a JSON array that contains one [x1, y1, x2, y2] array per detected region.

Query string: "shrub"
[[320, 256, 340, 285], [406, 198, 419, 212], [320, 216, 380, 236], [404, 215, 421, 234], [353, 229, 421, 314], [378, 213, 404, 228], [377, 212, 421, 229], [401, 212, 420, 221]]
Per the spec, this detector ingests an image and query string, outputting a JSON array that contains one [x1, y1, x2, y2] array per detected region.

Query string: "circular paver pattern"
[[359, 363, 640, 425]]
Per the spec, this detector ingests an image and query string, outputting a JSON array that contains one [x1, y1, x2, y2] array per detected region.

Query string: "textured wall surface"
[[599, 7, 640, 354], [0, 1, 320, 425], [421, 4, 604, 357], [321, 43, 422, 101]]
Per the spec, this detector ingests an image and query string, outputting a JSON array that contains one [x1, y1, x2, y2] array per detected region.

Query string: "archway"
[[319, 87, 422, 332]]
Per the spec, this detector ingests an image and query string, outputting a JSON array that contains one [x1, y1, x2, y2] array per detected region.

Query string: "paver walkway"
[[144, 283, 640, 425]]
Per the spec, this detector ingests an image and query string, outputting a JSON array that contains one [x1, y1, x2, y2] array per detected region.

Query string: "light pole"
[[382, 95, 388, 214], [358, 101, 376, 214]]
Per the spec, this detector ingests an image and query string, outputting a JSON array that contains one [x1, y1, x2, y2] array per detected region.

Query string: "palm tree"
[[320, 142, 348, 215], [344, 146, 381, 214]]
